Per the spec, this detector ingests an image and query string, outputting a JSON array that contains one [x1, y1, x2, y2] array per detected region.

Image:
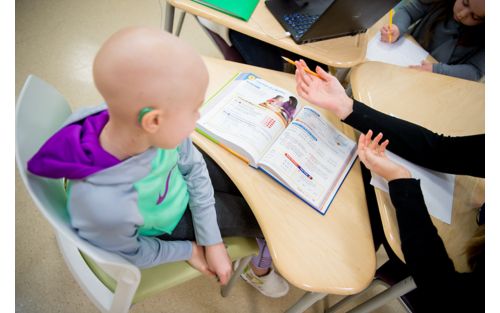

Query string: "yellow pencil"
[[281, 56, 322, 79], [389, 9, 394, 43]]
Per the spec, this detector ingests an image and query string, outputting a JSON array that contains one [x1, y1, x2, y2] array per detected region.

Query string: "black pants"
[[229, 30, 329, 72], [158, 149, 263, 241]]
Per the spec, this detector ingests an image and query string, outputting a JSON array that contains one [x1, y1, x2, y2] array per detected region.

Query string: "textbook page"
[[197, 73, 302, 167], [370, 150, 455, 224], [366, 32, 429, 67], [259, 107, 357, 214]]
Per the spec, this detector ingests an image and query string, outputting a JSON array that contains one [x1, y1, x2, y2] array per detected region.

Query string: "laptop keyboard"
[[282, 13, 320, 38]]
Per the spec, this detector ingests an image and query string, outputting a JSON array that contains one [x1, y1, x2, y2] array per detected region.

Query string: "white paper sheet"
[[370, 150, 455, 224], [366, 32, 430, 67]]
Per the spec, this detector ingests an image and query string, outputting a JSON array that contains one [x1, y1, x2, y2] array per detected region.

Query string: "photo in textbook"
[[197, 73, 357, 215]]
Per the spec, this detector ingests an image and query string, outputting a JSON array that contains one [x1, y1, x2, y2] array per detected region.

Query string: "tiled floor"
[[15, 1, 407, 312]]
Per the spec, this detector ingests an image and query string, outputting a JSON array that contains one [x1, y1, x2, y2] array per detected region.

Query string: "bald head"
[[93, 27, 208, 121]]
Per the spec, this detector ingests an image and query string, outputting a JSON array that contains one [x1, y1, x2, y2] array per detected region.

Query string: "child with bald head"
[[28, 27, 289, 297]]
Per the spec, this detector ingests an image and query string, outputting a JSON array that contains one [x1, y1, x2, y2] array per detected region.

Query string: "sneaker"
[[234, 259, 290, 298]]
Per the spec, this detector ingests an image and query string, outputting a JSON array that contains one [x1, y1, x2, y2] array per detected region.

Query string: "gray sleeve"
[[433, 49, 484, 81], [177, 138, 223, 246], [68, 181, 193, 269], [393, 0, 432, 35]]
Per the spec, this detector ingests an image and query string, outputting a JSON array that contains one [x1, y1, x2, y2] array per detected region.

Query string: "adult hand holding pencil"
[[282, 56, 323, 79], [294, 59, 354, 120]]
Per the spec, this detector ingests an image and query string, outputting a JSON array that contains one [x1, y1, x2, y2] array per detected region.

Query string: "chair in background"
[[15, 75, 258, 313], [195, 16, 245, 63], [170, 9, 245, 63]]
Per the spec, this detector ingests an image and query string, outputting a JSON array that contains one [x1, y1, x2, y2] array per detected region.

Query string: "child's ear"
[[140, 109, 162, 133]]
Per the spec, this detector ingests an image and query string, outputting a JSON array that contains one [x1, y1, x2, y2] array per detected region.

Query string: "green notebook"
[[192, 0, 259, 21]]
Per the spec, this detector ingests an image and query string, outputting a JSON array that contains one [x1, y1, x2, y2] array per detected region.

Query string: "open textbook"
[[366, 32, 429, 67], [197, 73, 357, 215]]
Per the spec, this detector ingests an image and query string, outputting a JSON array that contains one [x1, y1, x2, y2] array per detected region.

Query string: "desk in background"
[[350, 61, 485, 272], [166, 0, 370, 68]]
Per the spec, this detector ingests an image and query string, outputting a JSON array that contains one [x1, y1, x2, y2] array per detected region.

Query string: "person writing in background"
[[294, 60, 484, 311], [381, 0, 484, 81]]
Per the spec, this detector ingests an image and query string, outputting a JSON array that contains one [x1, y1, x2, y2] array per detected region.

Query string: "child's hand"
[[380, 24, 400, 43], [205, 243, 233, 285], [188, 242, 216, 278], [357, 130, 411, 182], [409, 60, 433, 72], [295, 60, 353, 120]]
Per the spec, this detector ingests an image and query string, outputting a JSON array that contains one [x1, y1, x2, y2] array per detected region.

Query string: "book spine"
[[202, 72, 241, 107]]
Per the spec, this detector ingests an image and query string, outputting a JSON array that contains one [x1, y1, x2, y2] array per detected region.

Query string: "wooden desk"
[[167, 0, 369, 68], [197, 57, 376, 295], [350, 62, 485, 273]]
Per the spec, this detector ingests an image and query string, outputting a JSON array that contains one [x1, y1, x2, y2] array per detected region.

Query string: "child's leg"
[[201, 150, 289, 297], [250, 238, 272, 276], [201, 146, 242, 195], [156, 208, 196, 241], [159, 149, 262, 241]]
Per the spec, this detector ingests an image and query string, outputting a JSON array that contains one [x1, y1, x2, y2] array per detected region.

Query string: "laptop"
[[265, 0, 400, 44]]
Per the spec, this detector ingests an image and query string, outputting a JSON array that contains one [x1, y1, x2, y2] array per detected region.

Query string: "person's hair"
[[418, 0, 484, 49], [465, 224, 484, 271]]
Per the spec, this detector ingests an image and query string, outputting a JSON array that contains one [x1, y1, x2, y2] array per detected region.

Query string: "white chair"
[[15, 75, 258, 313]]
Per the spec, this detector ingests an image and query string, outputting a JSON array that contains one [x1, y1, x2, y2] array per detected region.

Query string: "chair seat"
[[81, 236, 258, 304]]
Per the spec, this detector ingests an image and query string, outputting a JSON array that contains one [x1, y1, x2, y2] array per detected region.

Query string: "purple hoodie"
[[28, 110, 121, 179]]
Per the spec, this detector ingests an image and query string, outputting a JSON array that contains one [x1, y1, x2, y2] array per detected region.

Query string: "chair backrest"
[[16, 75, 73, 230], [16, 75, 144, 312], [15, 75, 121, 261]]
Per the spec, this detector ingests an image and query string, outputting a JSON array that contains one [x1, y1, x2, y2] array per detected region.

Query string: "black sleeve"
[[389, 179, 455, 283], [388, 179, 483, 312], [343, 100, 484, 178]]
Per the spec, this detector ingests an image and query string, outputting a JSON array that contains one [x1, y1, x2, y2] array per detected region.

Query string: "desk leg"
[[164, 2, 175, 33], [326, 276, 416, 313], [285, 291, 328, 313], [175, 11, 186, 36]]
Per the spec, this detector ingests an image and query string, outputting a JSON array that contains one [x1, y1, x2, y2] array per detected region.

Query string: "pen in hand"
[[389, 9, 394, 43]]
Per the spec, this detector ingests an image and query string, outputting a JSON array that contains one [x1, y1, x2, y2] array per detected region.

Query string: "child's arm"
[[392, 0, 433, 37], [68, 182, 195, 268], [177, 138, 233, 284], [189, 241, 217, 278], [205, 243, 233, 285], [432, 49, 484, 81], [177, 138, 222, 246]]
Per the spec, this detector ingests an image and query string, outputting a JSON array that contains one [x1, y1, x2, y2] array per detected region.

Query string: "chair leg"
[[221, 255, 253, 297], [284, 291, 329, 313]]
